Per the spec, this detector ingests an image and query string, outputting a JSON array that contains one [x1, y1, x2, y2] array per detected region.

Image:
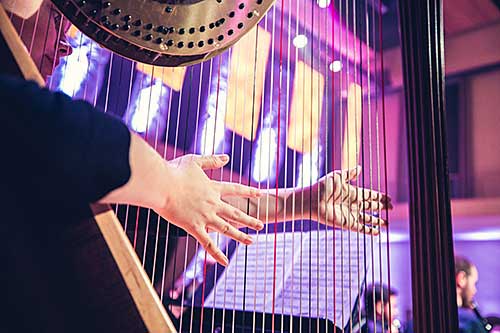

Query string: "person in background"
[[360, 284, 401, 333], [455, 256, 489, 333]]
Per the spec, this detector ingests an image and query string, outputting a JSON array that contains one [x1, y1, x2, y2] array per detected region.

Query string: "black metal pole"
[[397, 0, 458, 332]]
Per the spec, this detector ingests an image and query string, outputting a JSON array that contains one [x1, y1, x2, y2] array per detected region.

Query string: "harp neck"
[[0, 4, 44, 85]]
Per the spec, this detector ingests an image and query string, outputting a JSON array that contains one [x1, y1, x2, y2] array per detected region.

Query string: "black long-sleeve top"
[[0, 75, 131, 211], [0, 75, 132, 332]]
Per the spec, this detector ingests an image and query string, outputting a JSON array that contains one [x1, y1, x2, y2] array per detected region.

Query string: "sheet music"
[[204, 229, 372, 328]]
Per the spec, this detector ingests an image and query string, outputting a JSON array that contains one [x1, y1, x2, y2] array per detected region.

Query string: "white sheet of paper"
[[204, 229, 372, 328]]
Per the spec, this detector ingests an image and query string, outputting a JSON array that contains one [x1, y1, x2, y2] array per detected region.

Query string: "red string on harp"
[[271, 0, 286, 330]]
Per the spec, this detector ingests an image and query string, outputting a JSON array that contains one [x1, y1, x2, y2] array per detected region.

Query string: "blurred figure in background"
[[359, 284, 401, 333], [455, 256, 490, 333]]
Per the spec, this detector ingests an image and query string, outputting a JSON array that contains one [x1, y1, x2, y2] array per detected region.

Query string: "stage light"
[[297, 151, 320, 187], [252, 127, 277, 183], [199, 89, 227, 155], [54, 43, 89, 98], [129, 79, 164, 133], [317, 0, 330, 8], [293, 35, 308, 49], [329, 60, 342, 72]]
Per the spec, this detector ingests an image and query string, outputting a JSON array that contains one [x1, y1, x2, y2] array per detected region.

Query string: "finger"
[[217, 202, 264, 231], [360, 200, 394, 211], [209, 215, 254, 245], [337, 165, 361, 183], [323, 173, 335, 200], [348, 185, 361, 204], [194, 154, 230, 170], [340, 183, 352, 202], [207, 220, 247, 230], [193, 229, 229, 266], [349, 221, 378, 235], [357, 188, 388, 202], [359, 200, 383, 211], [336, 207, 354, 229], [360, 213, 387, 226], [215, 182, 261, 198]]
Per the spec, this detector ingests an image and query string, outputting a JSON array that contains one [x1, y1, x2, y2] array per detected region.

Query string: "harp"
[[0, 0, 457, 332]]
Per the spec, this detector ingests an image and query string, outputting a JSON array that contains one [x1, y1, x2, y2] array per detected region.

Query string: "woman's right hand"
[[156, 154, 264, 266]]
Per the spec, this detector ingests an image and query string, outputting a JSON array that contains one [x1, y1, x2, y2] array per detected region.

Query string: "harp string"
[[177, 66, 192, 332], [185, 65, 206, 328], [242, 24, 261, 329], [169, 63, 191, 330], [340, 0, 346, 328], [280, 0, 292, 325], [251, 9, 271, 333], [314, 0, 320, 325], [237, 22, 253, 325], [204, 54, 225, 333], [271, 0, 287, 325], [207, 56, 221, 333], [159, 66, 176, 303], [372, 0, 384, 330], [28, 4, 43, 60], [168, 58, 189, 317], [139, 65, 155, 267], [367, 0, 377, 331], [363, 0, 371, 330], [123, 58, 139, 232], [351, 1, 356, 331], [46, 6, 63, 90], [102, 52, 115, 112], [379, 0, 392, 330], [187, 60, 208, 332], [330, 1, 337, 332], [284, 0, 295, 325], [185, 58, 209, 333], [131, 69, 150, 251], [229, 37, 251, 332], [142, 65, 166, 271], [216, 52, 229, 330], [375, 1, 385, 331], [37, 4, 51, 78], [198, 52, 226, 332], [250, 23, 265, 330], [134, 65, 151, 255], [150, 66, 168, 289]]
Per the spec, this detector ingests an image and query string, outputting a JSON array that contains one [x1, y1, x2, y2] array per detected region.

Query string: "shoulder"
[[0, 75, 94, 113], [458, 308, 487, 333]]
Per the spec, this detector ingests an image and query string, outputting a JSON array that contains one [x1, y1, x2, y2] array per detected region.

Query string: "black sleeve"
[[0, 75, 131, 206]]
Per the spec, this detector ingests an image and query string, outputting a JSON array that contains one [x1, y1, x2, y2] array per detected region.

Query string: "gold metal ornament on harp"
[[0, 0, 396, 332], [50, 0, 276, 66]]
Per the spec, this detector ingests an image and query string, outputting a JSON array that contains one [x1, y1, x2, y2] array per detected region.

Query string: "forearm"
[[223, 187, 309, 224], [99, 133, 169, 210]]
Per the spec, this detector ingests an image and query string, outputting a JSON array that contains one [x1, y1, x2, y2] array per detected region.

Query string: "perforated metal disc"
[[51, 0, 274, 66]]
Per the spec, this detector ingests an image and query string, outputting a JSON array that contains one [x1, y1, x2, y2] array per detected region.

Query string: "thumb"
[[194, 154, 230, 170]]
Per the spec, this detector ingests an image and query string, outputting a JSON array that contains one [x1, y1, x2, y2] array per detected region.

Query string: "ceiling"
[[378, 0, 500, 48]]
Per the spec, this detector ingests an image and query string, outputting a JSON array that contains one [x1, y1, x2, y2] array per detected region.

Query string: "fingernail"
[[257, 222, 264, 230], [222, 256, 229, 266], [218, 154, 229, 163], [245, 236, 253, 244]]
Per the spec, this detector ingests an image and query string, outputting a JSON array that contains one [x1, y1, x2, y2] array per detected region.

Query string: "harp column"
[[397, 0, 458, 332]]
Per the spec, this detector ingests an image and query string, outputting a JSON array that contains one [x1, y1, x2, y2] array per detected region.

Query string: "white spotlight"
[[293, 34, 308, 49], [317, 0, 330, 8], [329, 60, 342, 72]]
